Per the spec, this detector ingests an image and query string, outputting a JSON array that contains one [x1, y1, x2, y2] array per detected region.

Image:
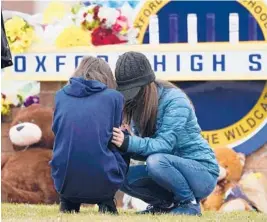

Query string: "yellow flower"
[[5, 16, 26, 31], [120, 27, 128, 35], [43, 1, 70, 24], [10, 41, 25, 54], [56, 26, 91, 48], [1, 98, 11, 116], [5, 17, 36, 53]]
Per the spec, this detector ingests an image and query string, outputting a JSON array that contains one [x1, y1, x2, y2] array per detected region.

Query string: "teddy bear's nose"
[[16, 125, 24, 132]]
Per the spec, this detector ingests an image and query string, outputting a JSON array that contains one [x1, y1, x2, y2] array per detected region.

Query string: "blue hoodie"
[[50, 77, 127, 203]]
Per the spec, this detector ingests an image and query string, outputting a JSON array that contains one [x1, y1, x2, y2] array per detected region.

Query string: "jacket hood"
[[63, 77, 107, 97]]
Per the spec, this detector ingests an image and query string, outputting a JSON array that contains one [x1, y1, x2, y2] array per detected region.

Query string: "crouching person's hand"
[[112, 127, 130, 152], [112, 128, 124, 147]]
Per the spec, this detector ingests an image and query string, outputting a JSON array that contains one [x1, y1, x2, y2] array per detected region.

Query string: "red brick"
[[39, 92, 55, 108], [40, 82, 63, 93], [61, 82, 68, 88]]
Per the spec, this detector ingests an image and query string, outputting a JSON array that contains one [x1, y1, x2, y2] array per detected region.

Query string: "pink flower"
[[112, 23, 122, 33], [117, 15, 127, 23]]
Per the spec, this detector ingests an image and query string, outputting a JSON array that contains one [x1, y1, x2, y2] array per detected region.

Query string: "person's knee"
[[146, 154, 169, 176]]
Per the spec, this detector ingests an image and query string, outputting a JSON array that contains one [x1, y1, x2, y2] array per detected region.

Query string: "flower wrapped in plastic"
[[90, 4, 138, 45], [2, 11, 43, 53], [55, 25, 91, 48], [50, 2, 139, 47]]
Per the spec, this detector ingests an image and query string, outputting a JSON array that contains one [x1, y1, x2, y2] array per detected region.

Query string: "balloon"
[[127, 0, 140, 8], [82, 1, 141, 9]]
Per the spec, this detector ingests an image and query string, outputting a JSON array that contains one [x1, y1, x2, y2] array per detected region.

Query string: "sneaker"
[[98, 199, 118, 215], [137, 202, 175, 215], [170, 202, 201, 216]]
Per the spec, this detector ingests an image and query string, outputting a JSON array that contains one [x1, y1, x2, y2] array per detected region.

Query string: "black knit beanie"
[[115, 51, 156, 101]]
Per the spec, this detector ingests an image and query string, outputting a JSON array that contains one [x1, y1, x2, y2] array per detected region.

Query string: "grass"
[[1, 204, 267, 222]]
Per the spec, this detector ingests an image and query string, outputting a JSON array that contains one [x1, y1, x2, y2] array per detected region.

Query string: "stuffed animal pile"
[[201, 147, 246, 211], [1, 104, 58, 204], [201, 147, 267, 213]]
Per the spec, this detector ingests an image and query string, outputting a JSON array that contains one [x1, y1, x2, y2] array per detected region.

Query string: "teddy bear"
[[1, 104, 58, 204], [201, 147, 252, 212]]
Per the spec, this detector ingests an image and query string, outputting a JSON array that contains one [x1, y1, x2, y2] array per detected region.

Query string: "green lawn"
[[1, 204, 267, 222]]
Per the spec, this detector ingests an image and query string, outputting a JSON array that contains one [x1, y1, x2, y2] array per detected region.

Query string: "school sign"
[[2, 0, 267, 155], [4, 43, 267, 81]]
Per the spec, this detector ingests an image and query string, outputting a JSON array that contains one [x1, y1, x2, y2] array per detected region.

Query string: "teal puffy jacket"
[[128, 84, 219, 177]]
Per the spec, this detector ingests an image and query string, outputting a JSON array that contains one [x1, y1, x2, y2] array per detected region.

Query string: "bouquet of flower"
[[3, 11, 43, 53], [4, 16, 35, 53], [72, 3, 138, 46]]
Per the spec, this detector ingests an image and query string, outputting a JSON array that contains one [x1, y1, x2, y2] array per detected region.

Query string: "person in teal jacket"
[[112, 52, 219, 216]]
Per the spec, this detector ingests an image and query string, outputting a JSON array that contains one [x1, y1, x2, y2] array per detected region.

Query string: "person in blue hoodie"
[[50, 56, 128, 214], [112, 52, 219, 216]]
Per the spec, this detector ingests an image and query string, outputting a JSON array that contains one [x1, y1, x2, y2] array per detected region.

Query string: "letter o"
[[144, 9, 151, 17], [255, 6, 262, 14], [260, 13, 267, 22]]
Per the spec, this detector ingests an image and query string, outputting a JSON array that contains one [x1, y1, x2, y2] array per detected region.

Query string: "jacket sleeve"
[[1, 11, 13, 69], [114, 93, 124, 128], [108, 92, 124, 150], [127, 97, 191, 156]]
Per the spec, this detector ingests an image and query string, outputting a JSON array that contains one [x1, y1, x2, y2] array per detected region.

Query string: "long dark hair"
[[124, 80, 194, 137]]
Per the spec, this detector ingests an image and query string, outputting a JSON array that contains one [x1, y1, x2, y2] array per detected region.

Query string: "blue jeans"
[[121, 153, 217, 205]]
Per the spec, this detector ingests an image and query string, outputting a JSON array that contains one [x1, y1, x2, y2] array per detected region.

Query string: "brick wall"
[[39, 82, 67, 108]]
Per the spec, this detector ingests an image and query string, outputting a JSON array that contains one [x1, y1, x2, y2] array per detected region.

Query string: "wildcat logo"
[[136, 0, 267, 154]]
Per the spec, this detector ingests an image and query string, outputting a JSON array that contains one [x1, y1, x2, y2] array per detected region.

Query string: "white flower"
[[98, 6, 119, 27], [61, 15, 75, 27], [85, 13, 93, 23], [126, 27, 139, 44], [75, 7, 88, 24], [43, 23, 66, 45], [6, 94, 21, 106], [120, 2, 133, 24]]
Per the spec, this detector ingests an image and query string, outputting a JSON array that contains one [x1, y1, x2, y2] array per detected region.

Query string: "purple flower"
[[24, 96, 40, 107]]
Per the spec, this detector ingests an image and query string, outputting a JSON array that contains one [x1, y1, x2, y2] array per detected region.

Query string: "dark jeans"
[[121, 153, 217, 205]]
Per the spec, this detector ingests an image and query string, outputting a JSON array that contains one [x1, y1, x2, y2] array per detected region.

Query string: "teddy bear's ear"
[[237, 153, 246, 166]]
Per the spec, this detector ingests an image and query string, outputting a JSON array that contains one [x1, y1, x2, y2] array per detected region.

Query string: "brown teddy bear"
[[201, 147, 247, 211], [1, 104, 58, 204]]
